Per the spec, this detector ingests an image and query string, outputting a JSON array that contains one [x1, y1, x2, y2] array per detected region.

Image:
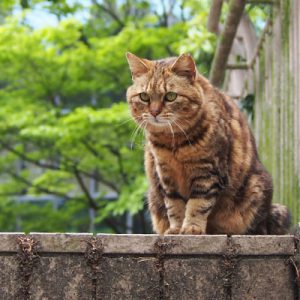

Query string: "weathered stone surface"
[[30, 254, 93, 300], [0, 233, 23, 252], [165, 258, 227, 300], [27, 233, 295, 256], [0, 233, 93, 253], [0, 233, 295, 255], [231, 235, 295, 255], [232, 258, 295, 300], [0, 233, 297, 299], [294, 223, 300, 297], [97, 256, 160, 299], [0, 255, 18, 299], [29, 233, 93, 253], [98, 234, 228, 255]]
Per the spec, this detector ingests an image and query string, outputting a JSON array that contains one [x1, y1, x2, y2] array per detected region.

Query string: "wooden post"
[[209, 0, 247, 87], [207, 0, 223, 34]]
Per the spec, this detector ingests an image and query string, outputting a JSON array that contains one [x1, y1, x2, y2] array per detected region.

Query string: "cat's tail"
[[267, 203, 291, 234]]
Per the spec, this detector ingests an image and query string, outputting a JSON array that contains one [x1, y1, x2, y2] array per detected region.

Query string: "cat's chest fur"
[[150, 145, 200, 200]]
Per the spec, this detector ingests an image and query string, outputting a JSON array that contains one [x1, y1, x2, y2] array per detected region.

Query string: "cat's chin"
[[146, 121, 170, 132], [149, 120, 169, 127]]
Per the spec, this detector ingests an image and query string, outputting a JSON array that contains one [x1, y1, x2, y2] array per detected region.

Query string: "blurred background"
[[0, 0, 298, 233]]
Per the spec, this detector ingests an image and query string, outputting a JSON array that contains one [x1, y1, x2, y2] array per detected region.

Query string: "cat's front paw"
[[165, 227, 181, 235], [180, 224, 204, 235]]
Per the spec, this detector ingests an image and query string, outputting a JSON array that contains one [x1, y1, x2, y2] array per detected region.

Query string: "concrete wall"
[[0, 233, 298, 299]]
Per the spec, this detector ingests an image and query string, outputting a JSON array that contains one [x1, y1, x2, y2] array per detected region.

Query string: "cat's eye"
[[140, 92, 150, 102], [165, 92, 177, 102]]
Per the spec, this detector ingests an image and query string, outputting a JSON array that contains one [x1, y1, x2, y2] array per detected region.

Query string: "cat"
[[126, 52, 290, 235]]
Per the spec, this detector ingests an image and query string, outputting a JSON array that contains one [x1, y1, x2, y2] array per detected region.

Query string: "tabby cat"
[[126, 52, 290, 235]]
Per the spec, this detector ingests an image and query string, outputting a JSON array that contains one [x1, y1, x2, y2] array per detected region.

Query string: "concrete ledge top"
[[0, 233, 295, 256]]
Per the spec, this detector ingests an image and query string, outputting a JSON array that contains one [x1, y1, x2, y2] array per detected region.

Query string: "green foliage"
[[98, 175, 148, 222], [0, 0, 216, 233], [246, 3, 271, 33]]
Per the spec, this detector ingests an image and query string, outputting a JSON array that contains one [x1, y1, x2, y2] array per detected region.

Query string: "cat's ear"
[[126, 52, 152, 80], [171, 54, 197, 81]]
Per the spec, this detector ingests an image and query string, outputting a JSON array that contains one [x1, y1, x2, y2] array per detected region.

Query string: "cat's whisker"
[[172, 120, 192, 146], [130, 120, 147, 149], [116, 117, 137, 128], [130, 122, 143, 149], [134, 120, 148, 150], [130, 121, 145, 150]]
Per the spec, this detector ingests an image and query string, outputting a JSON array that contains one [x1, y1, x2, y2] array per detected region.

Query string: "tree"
[[0, 0, 215, 233]]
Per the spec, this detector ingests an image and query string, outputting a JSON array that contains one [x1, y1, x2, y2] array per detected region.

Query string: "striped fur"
[[126, 53, 290, 235]]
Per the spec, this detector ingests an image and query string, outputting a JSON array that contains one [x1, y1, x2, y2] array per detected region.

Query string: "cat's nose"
[[149, 101, 163, 117], [150, 108, 161, 117]]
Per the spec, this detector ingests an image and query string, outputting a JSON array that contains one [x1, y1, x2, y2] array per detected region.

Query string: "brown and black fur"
[[126, 52, 290, 235]]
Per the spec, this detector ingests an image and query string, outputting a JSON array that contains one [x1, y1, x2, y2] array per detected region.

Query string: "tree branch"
[[209, 0, 247, 87], [1, 142, 60, 170], [25, 57, 58, 106], [123, 0, 131, 23], [103, 144, 128, 184], [160, 0, 168, 27], [179, 1, 186, 22], [168, 0, 177, 20], [6, 170, 70, 199], [82, 140, 103, 160], [92, 0, 125, 29], [207, 0, 223, 34], [1, 142, 120, 193], [6, 168, 123, 233], [73, 168, 98, 210], [83, 140, 128, 185]]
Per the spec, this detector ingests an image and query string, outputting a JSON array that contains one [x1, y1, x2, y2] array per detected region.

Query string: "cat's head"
[[126, 53, 205, 135]]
